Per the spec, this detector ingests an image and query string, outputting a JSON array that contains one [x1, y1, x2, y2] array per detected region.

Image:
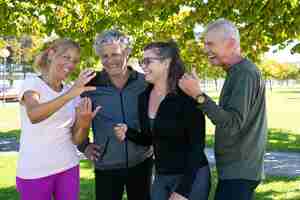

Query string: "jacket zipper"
[[119, 91, 129, 170]]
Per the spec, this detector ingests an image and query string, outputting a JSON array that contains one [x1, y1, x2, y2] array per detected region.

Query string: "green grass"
[[0, 105, 21, 141], [206, 128, 300, 152], [1, 87, 300, 153], [1, 154, 300, 200], [0, 86, 300, 199], [205, 86, 300, 152]]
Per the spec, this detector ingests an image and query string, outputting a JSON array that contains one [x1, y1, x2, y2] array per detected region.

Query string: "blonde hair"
[[34, 39, 80, 74]]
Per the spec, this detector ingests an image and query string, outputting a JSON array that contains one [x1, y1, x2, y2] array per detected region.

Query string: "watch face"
[[197, 95, 205, 103]]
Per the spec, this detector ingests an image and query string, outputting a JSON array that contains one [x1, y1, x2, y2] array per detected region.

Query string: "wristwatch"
[[195, 93, 206, 104]]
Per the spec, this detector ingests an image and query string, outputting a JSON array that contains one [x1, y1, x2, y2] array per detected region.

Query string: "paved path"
[[1, 137, 299, 177], [204, 148, 300, 177]]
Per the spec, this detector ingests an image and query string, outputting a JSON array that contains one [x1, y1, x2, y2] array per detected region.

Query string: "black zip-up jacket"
[[126, 85, 208, 197]]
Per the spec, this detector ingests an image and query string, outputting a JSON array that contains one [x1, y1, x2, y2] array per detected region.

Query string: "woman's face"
[[48, 47, 80, 81], [142, 49, 169, 84], [99, 43, 129, 78]]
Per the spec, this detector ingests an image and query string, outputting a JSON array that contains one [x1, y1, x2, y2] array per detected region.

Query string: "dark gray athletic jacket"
[[78, 69, 153, 170]]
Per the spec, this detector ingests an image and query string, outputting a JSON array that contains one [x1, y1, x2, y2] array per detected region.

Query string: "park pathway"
[[204, 148, 300, 177], [1, 137, 299, 177]]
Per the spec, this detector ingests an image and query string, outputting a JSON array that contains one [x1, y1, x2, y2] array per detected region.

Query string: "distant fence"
[[200, 79, 299, 92], [0, 62, 298, 94], [0, 63, 35, 102]]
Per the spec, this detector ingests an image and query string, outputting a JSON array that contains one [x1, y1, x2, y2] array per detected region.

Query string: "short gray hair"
[[93, 30, 132, 55], [205, 18, 240, 45]]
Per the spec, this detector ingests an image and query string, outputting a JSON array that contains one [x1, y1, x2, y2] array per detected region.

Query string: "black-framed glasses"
[[138, 57, 163, 66]]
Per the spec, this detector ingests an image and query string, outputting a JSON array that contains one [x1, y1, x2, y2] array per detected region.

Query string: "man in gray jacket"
[[179, 19, 267, 200], [79, 30, 153, 200]]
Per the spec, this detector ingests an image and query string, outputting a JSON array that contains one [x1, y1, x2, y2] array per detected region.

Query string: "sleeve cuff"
[[77, 140, 90, 153]]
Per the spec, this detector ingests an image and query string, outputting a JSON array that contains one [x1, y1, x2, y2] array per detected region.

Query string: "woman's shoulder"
[[21, 75, 44, 90], [23, 75, 40, 83]]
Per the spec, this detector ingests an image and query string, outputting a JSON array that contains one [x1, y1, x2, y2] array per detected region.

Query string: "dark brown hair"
[[144, 41, 185, 93]]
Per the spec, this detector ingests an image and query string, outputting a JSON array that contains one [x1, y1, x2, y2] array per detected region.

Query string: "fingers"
[[79, 97, 89, 111], [86, 144, 101, 161], [78, 69, 96, 85], [180, 68, 200, 80], [83, 72, 97, 85], [86, 97, 91, 111], [80, 68, 95, 77], [115, 123, 127, 132], [92, 106, 101, 118], [84, 86, 96, 92], [191, 67, 199, 80], [78, 97, 84, 110], [78, 98, 101, 120], [113, 123, 127, 142]]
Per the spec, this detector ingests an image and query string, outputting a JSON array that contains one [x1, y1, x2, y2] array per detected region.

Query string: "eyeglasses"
[[138, 57, 163, 66]]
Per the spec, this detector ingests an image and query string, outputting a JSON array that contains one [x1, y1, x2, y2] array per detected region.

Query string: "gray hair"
[[93, 30, 132, 55], [204, 18, 240, 45]]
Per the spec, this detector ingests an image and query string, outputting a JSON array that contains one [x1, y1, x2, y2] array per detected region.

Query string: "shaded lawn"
[[1, 155, 300, 200]]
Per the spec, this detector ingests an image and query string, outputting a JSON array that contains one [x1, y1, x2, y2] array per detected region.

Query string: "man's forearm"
[[198, 95, 244, 136]]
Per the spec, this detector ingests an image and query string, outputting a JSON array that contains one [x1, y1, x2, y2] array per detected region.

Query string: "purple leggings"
[[16, 165, 79, 200]]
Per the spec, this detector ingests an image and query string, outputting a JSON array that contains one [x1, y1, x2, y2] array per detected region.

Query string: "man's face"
[[204, 30, 231, 66], [99, 43, 128, 77]]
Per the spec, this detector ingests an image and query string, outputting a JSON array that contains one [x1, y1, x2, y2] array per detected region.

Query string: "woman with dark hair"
[[114, 41, 211, 200]]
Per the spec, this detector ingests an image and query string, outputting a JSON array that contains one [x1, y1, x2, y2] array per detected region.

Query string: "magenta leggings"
[[16, 165, 79, 200]]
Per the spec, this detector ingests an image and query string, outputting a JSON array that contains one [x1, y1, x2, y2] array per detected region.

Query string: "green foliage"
[[1, 0, 300, 78], [260, 59, 300, 80]]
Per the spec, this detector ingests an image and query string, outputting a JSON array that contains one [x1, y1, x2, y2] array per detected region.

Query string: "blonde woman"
[[16, 39, 100, 200]]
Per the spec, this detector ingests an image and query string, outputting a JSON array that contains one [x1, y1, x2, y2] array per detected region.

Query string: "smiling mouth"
[[143, 69, 151, 75], [208, 54, 216, 59], [63, 68, 70, 73]]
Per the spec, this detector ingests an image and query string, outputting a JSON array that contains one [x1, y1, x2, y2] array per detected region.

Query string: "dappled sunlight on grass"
[[0, 129, 20, 140], [267, 128, 300, 152], [206, 128, 300, 152], [256, 176, 300, 200], [0, 88, 299, 199], [79, 160, 96, 200], [0, 155, 300, 200]]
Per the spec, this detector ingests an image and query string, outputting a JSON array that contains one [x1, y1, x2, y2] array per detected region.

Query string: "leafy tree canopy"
[[1, 0, 300, 78]]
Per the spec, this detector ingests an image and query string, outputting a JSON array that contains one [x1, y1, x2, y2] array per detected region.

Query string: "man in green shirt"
[[179, 18, 267, 200]]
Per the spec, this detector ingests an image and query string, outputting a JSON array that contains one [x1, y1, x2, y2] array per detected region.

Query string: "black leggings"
[[95, 157, 153, 200]]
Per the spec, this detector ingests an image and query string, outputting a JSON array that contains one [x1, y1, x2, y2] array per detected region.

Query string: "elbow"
[[27, 109, 42, 124], [28, 114, 41, 124]]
